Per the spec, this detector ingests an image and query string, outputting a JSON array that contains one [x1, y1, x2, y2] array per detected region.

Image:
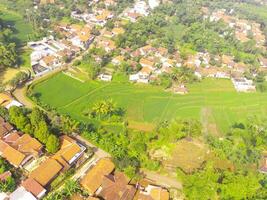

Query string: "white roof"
[[0, 192, 8, 200], [10, 187, 37, 200], [6, 100, 23, 109]]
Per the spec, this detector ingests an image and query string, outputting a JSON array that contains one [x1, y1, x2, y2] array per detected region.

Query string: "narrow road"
[[75, 135, 111, 158], [142, 170, 183, 189], [13, 86, 34, 108]]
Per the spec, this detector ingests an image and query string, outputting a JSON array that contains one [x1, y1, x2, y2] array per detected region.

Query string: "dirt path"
[[142, 170, 183, 189], [13, 86, 34, 108]]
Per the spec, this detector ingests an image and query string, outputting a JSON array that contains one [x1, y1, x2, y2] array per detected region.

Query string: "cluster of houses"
[[29, 22, 95, 76], [78, 158, 169, 200], [121, 0, 160, 22], [0, 113, 87, 200], [71, 8, 114, 27], [206, 8, 266, 48]]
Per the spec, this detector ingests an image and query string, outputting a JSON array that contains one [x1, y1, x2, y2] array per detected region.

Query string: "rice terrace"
[[30, 72, 267, 133]]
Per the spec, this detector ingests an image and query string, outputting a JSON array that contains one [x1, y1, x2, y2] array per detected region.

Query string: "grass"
[[31, 72, 267, 133], [0, 4, 34, 45]]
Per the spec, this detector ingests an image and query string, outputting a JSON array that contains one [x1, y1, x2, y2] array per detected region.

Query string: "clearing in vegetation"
[[31, 72, 267, 133]]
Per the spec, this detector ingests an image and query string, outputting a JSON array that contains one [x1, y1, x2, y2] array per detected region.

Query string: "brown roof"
[[259, 57, 267, 66], [3, 132, 20, 144], [1, 141, 26, 167], [14, 134, 43, 156], [30, 158, 63, 186], [0, 117, 13, 137], [140, 67, 153, 75], [42, 55, 57, 66], [99, 172, 136, 200], [0, 93, 13, 108], [135, 185, 169, 200], [112, 28, 125, 35], [140, 58, 154, 68], [80, 158, 115, 195], [52, 136, 84, 170], [21, 178, 46, 198]]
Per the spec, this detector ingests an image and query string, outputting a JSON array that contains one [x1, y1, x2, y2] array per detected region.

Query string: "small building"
[[10, 186, 37, 200], [98, 74, 112, 82], [112, 56, 124, 65], [29, 158, 63, 187], [259, 57, 267, 68], [52, 135, 86, 171], [80, 158, 115, 195], [139, 58, 154, 69], [173, 85, 188, 95], [98, 172, 136, 200], [21, 178, 46, 199], [39, 55, 61, 70], [0, 93, 23, 110], [0, 140, 29, 168], [135, 184, 170, 200], [231, 78, 256, 92], [0, 117, 14, 138]]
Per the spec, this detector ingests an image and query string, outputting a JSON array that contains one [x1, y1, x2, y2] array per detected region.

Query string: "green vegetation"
[[0, 5, 34, 45], [29, 72, 267, 133], [8, 107, 60, 153]]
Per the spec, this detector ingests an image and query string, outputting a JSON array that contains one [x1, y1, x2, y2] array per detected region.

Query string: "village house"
[[231, 77, 256, 92], [98, 74, 113, 82], [97, 37, 116, 52], [51, 135, 86, 171], [130, 66, 153, 83], [124, 12, 141, 22], [0, 132, 43, 168], [135, 184, 170, 200], [103, 30, 113, 38], [259, 157, 267, 173], [104, 0, 116, 7], [259, 57, 267, 68], [173, 85, 188, 95], [9, 186, 38, 200], [98, 172, 136, 200], [29, 158, 63, 187], [0, 93, 23, 110], [222, 55, 235, 68], [80, 158, 115, 195], [112, 55, 125, 65], [148, 0, 160, 9], [29, 136, 86, 187], [39, 55, 61, 69], [139, 45, 156, 56], [0, 117, 14, 138], [133, 0, 150, 16], [139, 58, 155, 69], [21, 178, 47, 199], [111, 27, 125, 36], [155, 47, 168, 58]]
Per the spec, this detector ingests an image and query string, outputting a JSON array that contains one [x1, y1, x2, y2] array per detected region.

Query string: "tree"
[[220, 171, 261, 200], [46, 134, 60, 153], [34, 121, 50, 144], [29, 108, 46, 131], [0, 177, 16, 192]]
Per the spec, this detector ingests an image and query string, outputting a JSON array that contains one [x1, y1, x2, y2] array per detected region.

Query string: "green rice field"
[[31, 72, 267, 133]]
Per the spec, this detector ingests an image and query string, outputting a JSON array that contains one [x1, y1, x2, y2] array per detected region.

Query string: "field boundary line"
[[59, 83, 111, 109]]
